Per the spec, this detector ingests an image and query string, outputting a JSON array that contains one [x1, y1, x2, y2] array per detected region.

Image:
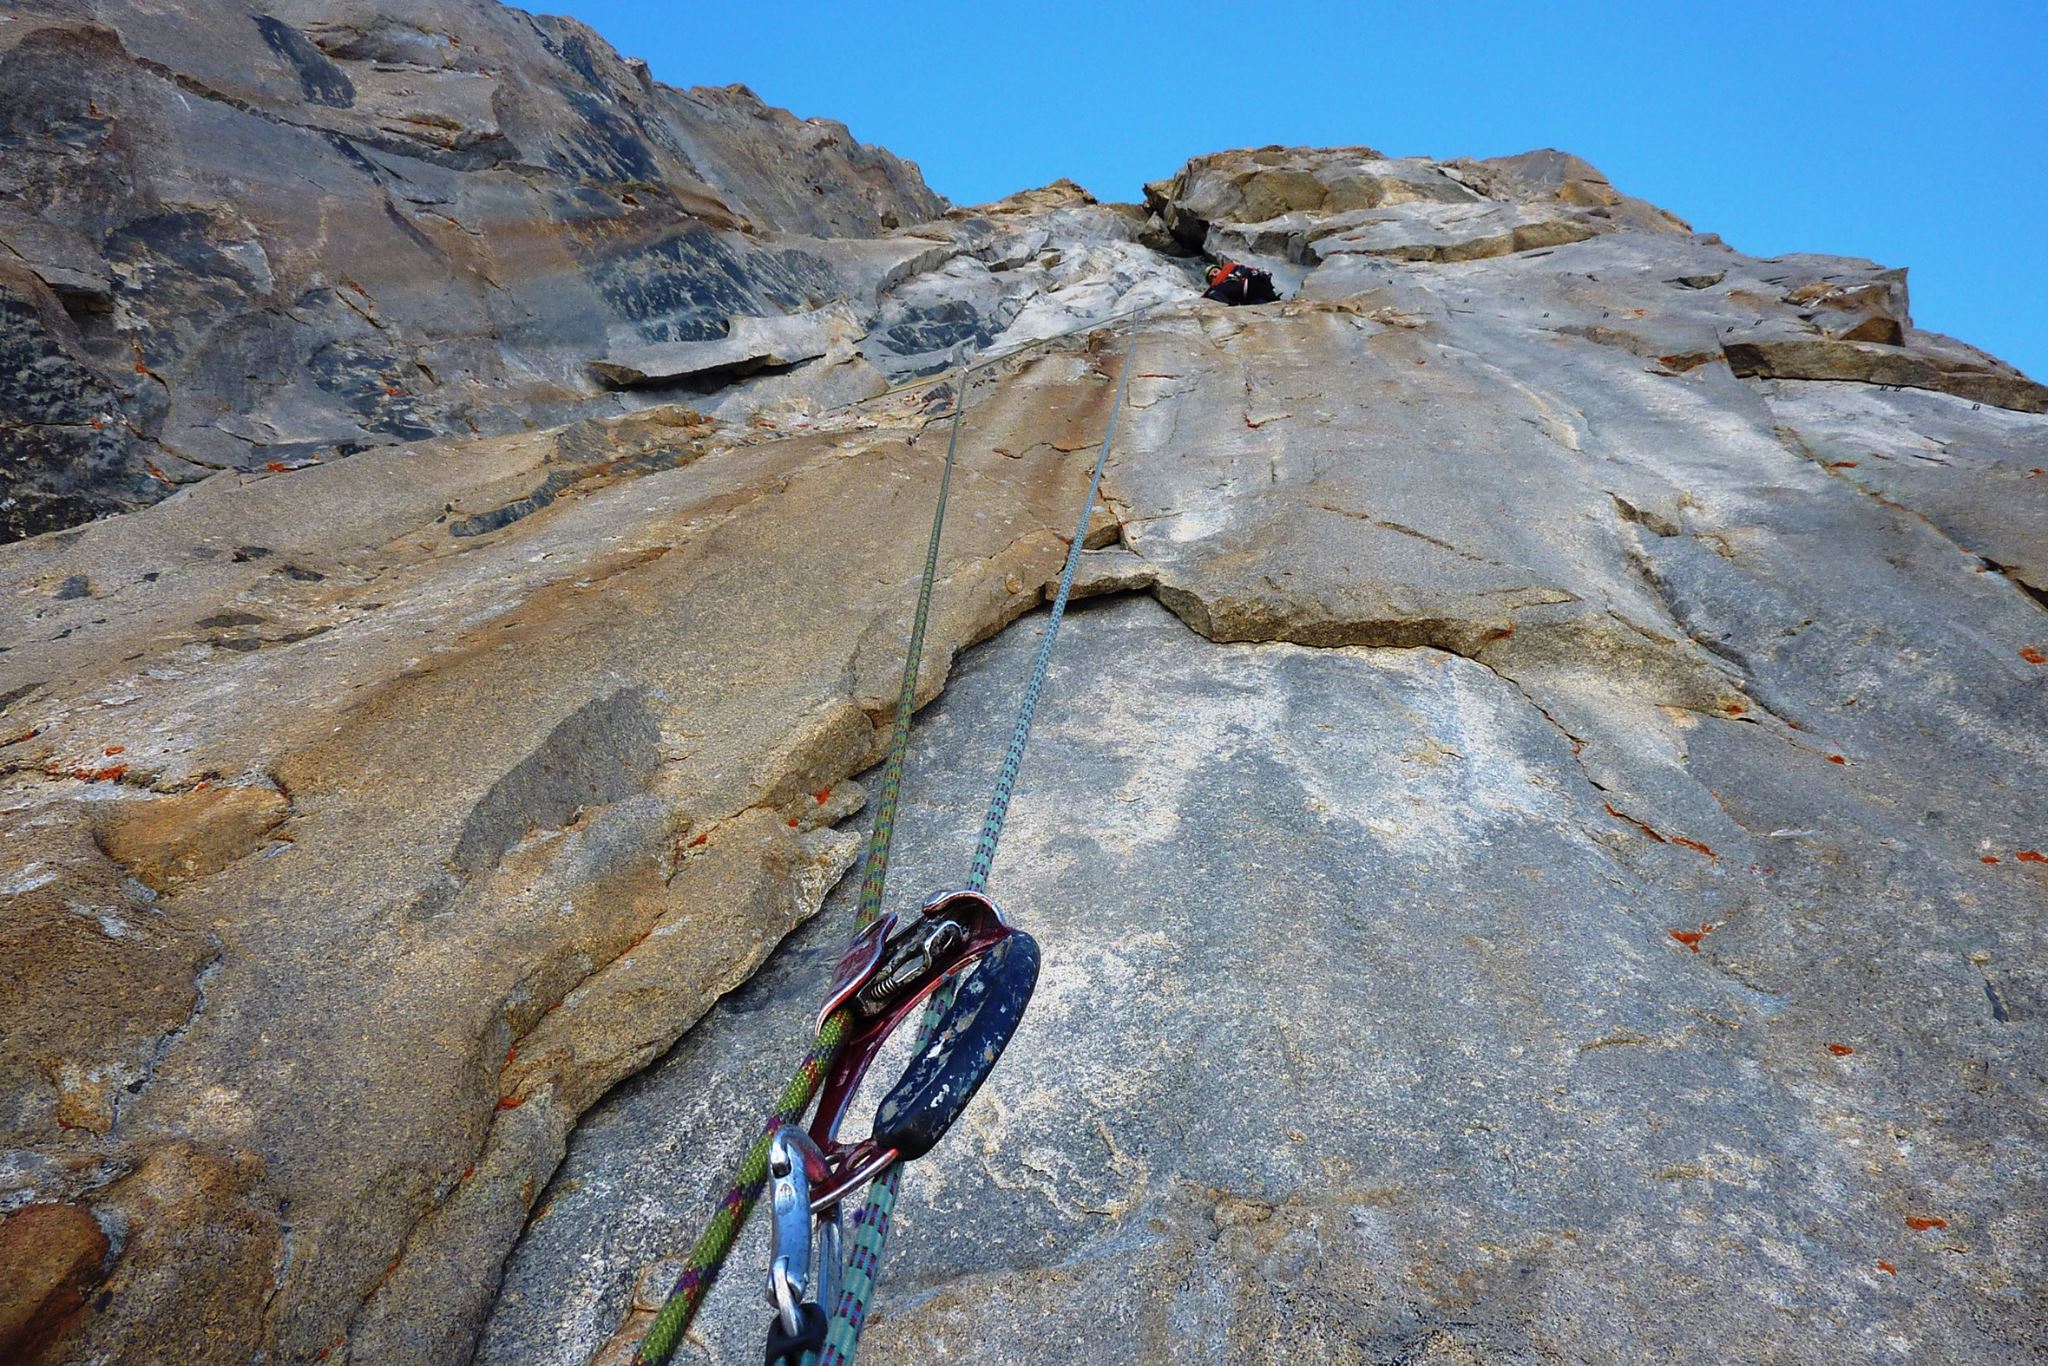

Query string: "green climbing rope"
[[630, 347, 973, 1366], [818, 308, 1148, 1365], [633, 308, 1149, 1365]]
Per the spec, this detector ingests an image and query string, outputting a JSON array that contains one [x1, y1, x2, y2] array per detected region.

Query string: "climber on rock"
[[1202, 259, 1279, 306]]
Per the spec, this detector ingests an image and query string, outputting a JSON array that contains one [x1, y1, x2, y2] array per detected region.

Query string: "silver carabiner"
[[766, 1127, 841, 1339]]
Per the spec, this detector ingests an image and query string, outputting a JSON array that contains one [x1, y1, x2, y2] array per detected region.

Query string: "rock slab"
[[2, 20, 2045, 1366]]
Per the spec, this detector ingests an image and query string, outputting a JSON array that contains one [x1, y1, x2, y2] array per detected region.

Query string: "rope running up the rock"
[[817, 307, 1148, 1366], [630, 346, 973, 1366]]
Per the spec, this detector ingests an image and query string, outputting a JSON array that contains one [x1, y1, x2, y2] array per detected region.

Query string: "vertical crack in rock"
[[1618, 539, 1753, 675], [111, 940, 224, 1129]]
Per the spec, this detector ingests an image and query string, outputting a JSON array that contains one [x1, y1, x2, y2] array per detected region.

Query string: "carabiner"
[[764, 1127, 839, 1364]]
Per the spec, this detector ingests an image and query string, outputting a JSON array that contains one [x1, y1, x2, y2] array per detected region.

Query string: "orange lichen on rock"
[[1604, 802, 1714, 856], [1827, 1043, 1855, 1057], [2016, 850, 2047, 864], [1668, 922, 1718, 953], [1656, 351, 1719, 373], [1905, 1215, 1947, 1232], [2022, 647, 2046, 665]]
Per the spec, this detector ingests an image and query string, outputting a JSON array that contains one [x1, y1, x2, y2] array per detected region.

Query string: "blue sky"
[[562, 1, 2046, 378]]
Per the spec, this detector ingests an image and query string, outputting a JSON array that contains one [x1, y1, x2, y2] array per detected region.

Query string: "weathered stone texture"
[[2, 18, 2044, 1366], [0, 0, 943, 542]]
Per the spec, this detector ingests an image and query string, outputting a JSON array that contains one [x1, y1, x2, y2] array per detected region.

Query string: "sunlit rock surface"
[[2, 7, 2044, 1363]]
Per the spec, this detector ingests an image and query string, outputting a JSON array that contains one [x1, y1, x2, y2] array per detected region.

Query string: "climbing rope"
[[964, 312, 1144, 892], [633, 308, 1148, 1365], [631, 347, 974, 1366], [818, 308, 1148, 1365]]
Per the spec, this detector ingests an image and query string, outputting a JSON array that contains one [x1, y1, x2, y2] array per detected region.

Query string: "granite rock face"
[[480, 194, 2046, 1364], [0, 0, 944, 543], [3, 30, 2046, 1366], [490, 585, 2047, 1366], [1144, 146, 1687, 274], [0, 0, 1218, 544]]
